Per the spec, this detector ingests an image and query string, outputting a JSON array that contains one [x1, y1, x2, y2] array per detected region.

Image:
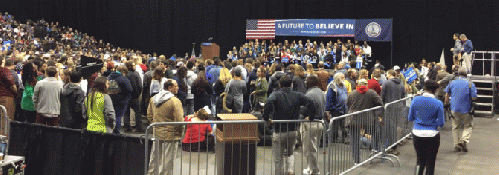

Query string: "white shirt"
[[364, 46, 372, 56], [356, 56, 363, 62]]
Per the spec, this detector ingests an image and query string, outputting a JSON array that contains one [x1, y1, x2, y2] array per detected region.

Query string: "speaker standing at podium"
[[263, 76, 315, 175]]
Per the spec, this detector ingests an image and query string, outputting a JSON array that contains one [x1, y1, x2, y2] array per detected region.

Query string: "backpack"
[[107, 78, 121, 95]]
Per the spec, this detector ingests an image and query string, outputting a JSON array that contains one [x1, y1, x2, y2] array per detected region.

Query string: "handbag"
[[468, 81, 476, 115]]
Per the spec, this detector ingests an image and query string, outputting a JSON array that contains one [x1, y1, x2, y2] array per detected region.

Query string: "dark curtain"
[[8, 122, 148, 175], [1, 0, 499, 68]]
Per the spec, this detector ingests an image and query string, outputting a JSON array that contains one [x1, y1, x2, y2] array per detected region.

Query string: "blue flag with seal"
[[354, 19, 392, 42], [403, 68, 417, 84]]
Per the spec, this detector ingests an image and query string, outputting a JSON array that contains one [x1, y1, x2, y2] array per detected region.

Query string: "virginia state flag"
[[355, 19, 392, 42]]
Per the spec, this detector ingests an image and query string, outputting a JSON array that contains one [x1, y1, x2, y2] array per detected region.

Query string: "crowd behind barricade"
[[0, 13, 477, 175]]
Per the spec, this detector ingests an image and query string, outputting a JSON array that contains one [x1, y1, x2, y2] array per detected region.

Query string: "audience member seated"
[[182, 106, 215, 152]]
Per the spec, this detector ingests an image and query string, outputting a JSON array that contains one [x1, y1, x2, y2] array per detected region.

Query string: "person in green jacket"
[[83, 77, 116, 133], [21, 63, 38, 123], [251, 67, 268, 109]]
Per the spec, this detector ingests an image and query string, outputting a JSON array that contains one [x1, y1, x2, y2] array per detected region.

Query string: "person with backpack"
[[124, 61, 144, 132], [83, 77, 116, 133], [107, 66, 133, 134], [59, 71, 86, 129]]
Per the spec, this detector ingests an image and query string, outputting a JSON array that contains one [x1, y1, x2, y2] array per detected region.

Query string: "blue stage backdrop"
[[275, 19, 355, 37], [355, 19, 393, 42]]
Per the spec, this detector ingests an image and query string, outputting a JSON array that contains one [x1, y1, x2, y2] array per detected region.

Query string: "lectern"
[[215, 114, 258, 175], [201, 43, 220, 60]]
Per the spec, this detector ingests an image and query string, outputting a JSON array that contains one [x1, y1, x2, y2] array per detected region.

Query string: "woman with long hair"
[[358, 69, 369, 80], [214, 67, 232, 95], [150, 67, 168, 97], [182, 107, 214, 152], [251, 67, 268, 109], [192, 71, 213, 112], [224, 67, 247, 113], [292, 66, 307, 94], [175, 67, 188, 107], [20, 63, 38, 123], [83, 77, 116, 133], [306, 63, 315, 77]]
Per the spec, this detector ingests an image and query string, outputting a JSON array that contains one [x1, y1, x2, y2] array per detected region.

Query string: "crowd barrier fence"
[[144, 96, 413, 175], [334, 96, 413, 175], [0, 105, 9, 136]]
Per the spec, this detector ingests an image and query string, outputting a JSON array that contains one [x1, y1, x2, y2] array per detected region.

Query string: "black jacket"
[[192, 79, 213, 112], [126, 70, 143, 99], [263, 87, 315, 132], [141, 70, 154, 115], [59, 83, 86, 129]]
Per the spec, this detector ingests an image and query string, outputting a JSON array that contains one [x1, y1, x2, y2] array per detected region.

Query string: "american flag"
[[246, 19, 275, 39]]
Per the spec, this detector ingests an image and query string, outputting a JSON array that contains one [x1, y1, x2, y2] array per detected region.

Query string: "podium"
[[215, 114, 258, 175], [201, 43, 220, 60]]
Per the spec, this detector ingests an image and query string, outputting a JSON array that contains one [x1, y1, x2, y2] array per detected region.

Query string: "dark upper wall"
[[1, 0, 498, 67]]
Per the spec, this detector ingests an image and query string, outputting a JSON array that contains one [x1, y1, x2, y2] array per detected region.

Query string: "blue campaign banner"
[[354, 19, 392, 41], [403, 68, 418, 84], [275, 19, 355, 37]]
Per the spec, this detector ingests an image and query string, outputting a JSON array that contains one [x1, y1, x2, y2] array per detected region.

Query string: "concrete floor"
[[128, 115, 499, 175]]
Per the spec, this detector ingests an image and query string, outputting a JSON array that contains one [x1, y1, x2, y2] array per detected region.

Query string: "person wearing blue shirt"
[[459, 34, 473, 73], [207, 59, 222, 85], [325, 72, 349, 143], [408, 80, 445, 175], [444, 68, 477, 152]]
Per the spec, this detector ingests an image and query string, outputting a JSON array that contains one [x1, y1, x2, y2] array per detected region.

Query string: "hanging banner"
[[354, 19, 393, 41], [275, 19, 355, 37]]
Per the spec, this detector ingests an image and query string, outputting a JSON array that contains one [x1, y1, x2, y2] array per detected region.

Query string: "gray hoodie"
[[153, 89, 175, 107], [380, 78, 406, 104]]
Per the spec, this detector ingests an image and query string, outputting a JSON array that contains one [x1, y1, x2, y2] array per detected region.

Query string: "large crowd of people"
[[0, 13, 478, 175], [227, 38, 373, 70]]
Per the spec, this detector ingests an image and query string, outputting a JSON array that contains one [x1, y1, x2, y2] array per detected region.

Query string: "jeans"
[[124, 98, 142, 129], [331, 117, 348, 142], [113, 104, 128, 134], [184, 99, 194, 116], [272, 131, 298, 175], [413, 133, 440, 175]]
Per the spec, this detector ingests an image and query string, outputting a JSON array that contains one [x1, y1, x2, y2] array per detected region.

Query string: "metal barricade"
[[326, 106, 385, 175], [144, 119, 326, 175], [142, 97, 415, 175], [330, 96, 413, 175], [0, 105, 9, 137], [382, 96, 413, 155]]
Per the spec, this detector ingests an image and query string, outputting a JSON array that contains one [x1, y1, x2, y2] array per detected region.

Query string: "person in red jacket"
[[368, 70, 382, 95], [182, 106, 214, 152]]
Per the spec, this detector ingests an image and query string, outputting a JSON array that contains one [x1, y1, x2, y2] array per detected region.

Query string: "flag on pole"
[[191, 47, 196, 58], [439, 48, 445, 67]]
